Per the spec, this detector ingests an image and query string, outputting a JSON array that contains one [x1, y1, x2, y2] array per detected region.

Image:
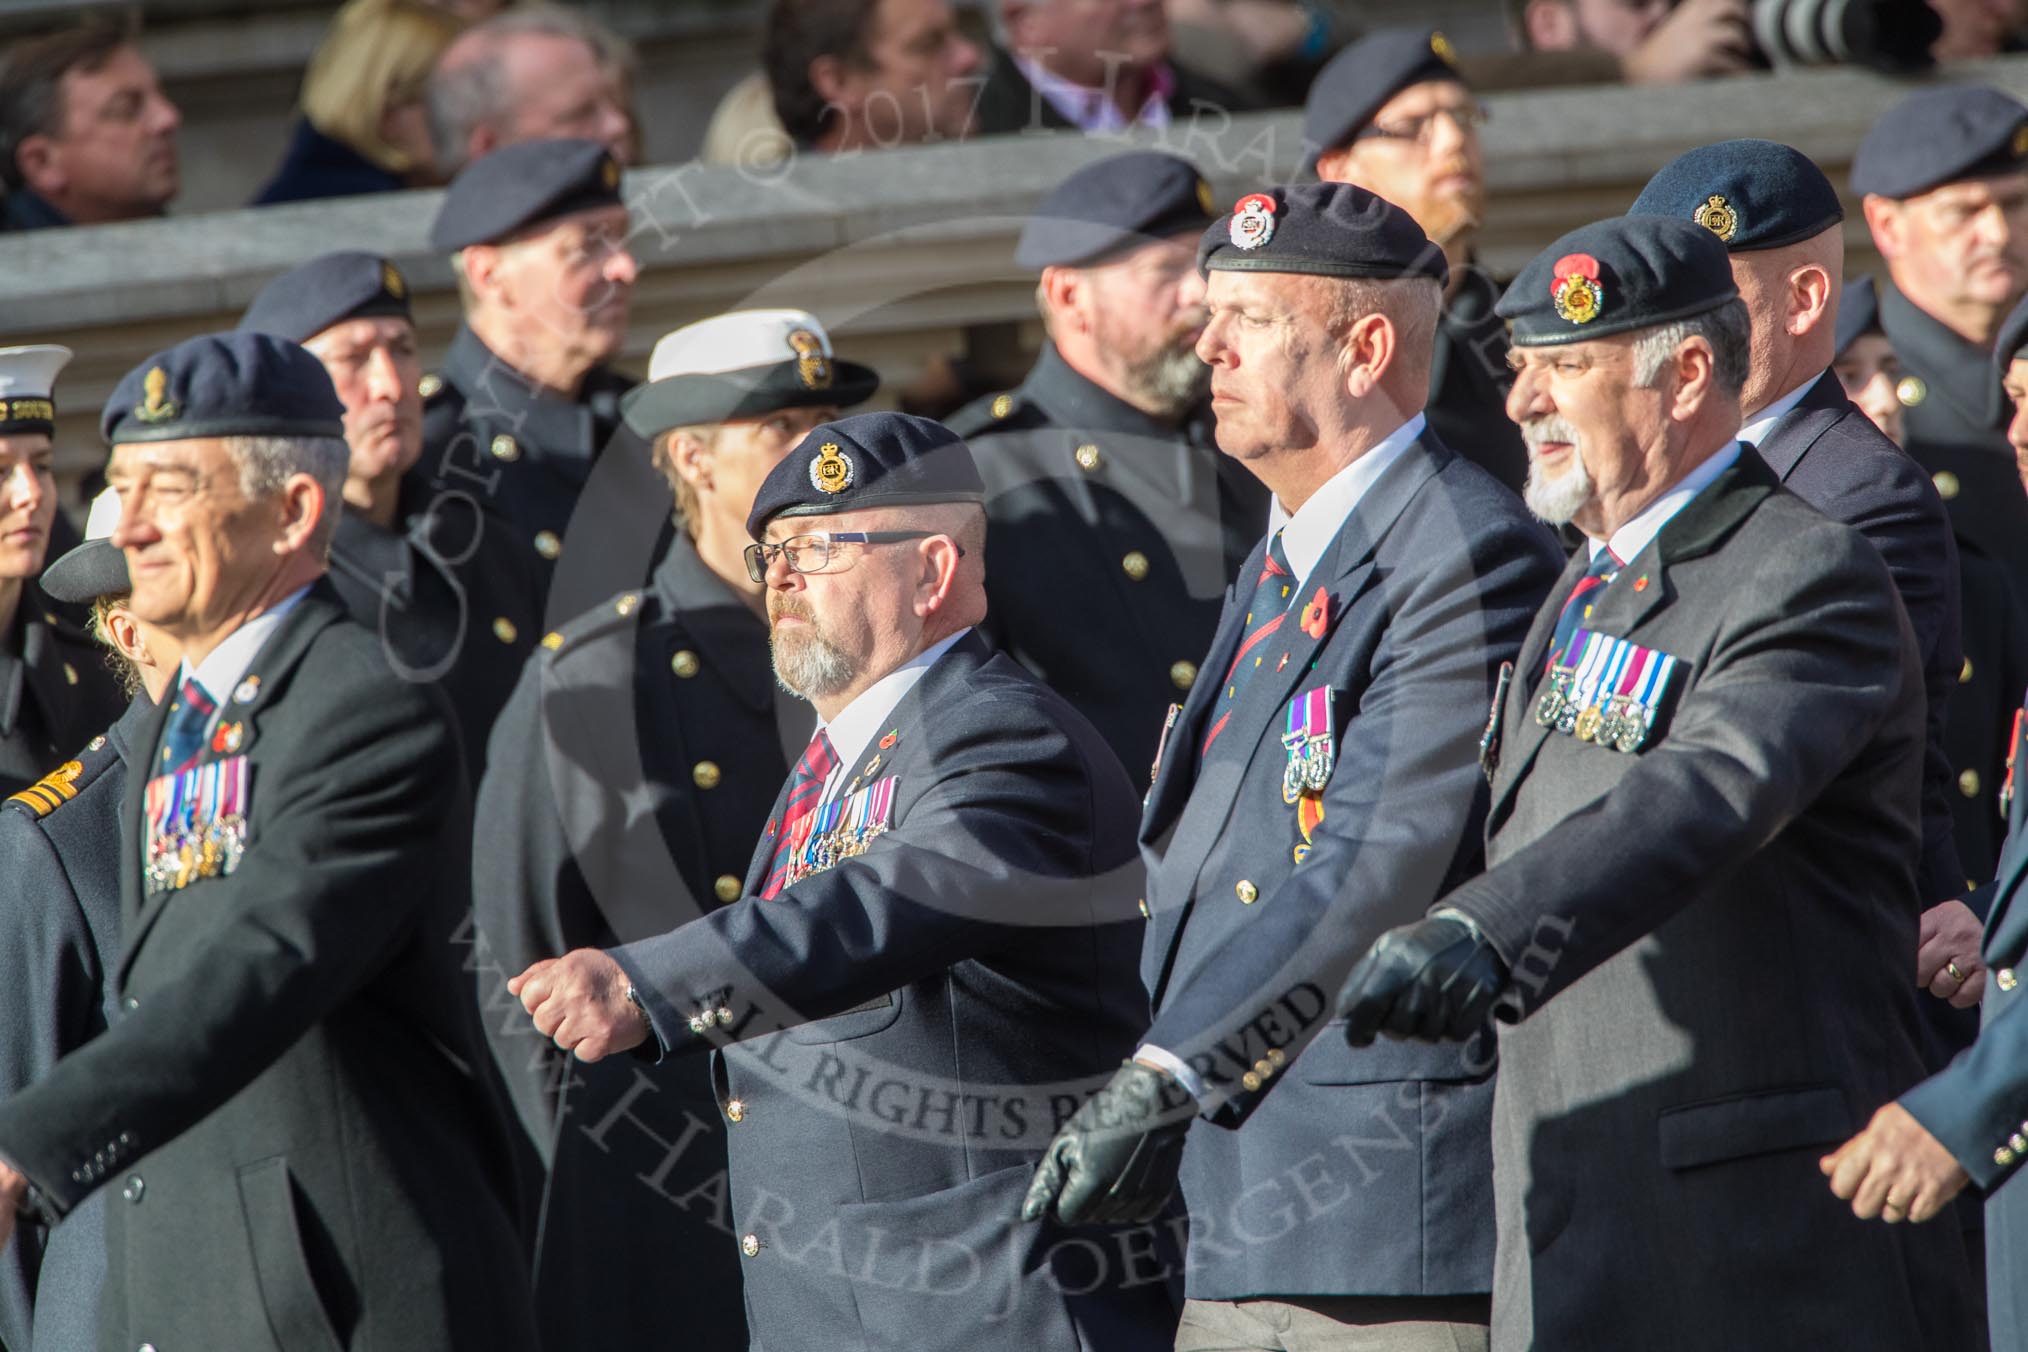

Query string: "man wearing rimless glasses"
[[509, 412, 1181, 1351]]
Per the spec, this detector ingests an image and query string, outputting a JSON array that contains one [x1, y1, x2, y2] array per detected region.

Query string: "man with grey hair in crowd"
[[1338, 215, 1979, 1349], [427, 0, 634, 173], [0, 333, 538, 1349]]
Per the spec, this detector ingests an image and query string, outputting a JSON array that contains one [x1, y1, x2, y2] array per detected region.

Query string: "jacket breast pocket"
[[1657, 1084, 1853, 1170], [784, 988, 906, 1044], [235, 1156, 347, 1352]]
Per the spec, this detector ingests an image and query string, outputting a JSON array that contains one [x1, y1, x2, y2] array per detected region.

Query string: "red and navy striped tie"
[[1202, 531, 1294, 756], [158, 675, 218, 776], [1543, 547, 1623, 675], [761, 729, 839, 899]]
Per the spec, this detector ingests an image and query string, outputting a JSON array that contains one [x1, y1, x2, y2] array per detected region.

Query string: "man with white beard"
[[949, 150, 1267, 778], [1337, 214, 1979, 1351]]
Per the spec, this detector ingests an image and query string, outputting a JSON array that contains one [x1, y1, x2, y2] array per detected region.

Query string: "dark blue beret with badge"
[[430, 137, 625, 252], [1301, 28, 1465, 172], [1014, 150, 1218, 270], [1851, 86, 2028, 200], [1629, 139, 1843, 252], [1992, 289, 2028, 383], [101, 332, 346, 445], [1499, 215, 1738, 347], [237, 251, 413, 344], [746, 412, 984, 539], [1835, 276, 1884, 359], [1197, 181, 1448, 284]]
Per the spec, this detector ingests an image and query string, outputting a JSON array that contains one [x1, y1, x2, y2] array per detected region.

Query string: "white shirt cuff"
[[1134, 1043, 1207, 1101]]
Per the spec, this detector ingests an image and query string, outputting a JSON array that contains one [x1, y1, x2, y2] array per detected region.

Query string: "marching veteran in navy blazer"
[[1022, 183, 1563, 1352], [473, 308, 869, 1352], [0, 334, 537, 1351], [1337, 216, 1978, 1351], [1822, 292, 2028, 1348], [0, 488, 180, 1352], [509, 412, 1177, 1352]]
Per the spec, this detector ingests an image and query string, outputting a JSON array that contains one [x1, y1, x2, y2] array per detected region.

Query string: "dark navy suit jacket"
[[1139, 434, 1561, 1300], [612, 633, 1177, 1352]]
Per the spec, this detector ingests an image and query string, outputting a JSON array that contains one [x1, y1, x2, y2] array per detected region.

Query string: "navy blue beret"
[[1852, 86, 2028, 199], [1629, 140, 1844, 252], [430, 138, 624, 252], [1498, 215, 1738, 347], [1015, 151, 1217, 270], [746, 412, 983, 539], [1197, 181, 1448, 285], [237, 251, 412, 344], [101, 332, 346, 446], [1301, 28, 1465, 172], [1995, 291, 2028, 378], [1835, 276, 1884, 359]]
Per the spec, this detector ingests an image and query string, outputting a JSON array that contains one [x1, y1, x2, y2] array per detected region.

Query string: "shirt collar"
[[814, 628, 971, 795], [1012, 53, 1173, 132], [1588, 441, 1742, 565], [182, 585, 313, 703], [1737, 374, 1820, 450], [1267, 413, 1425, 584]]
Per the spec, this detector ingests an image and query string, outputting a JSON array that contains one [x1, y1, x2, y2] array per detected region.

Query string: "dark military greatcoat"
[[950, 343, 1266, 780], [474, 533, 808, 1352], [0, 584, 124, 800]]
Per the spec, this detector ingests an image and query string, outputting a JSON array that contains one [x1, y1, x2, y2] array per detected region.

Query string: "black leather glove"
[[1021, 1060, 1193, 1227], [1338, 914, 1509, 1047]]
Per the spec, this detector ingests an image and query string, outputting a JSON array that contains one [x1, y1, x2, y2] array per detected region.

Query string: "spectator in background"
[[972, 0, 1247, 135], [255, 0, 465, 205], [0, 24, 179, 232], [1834, 276, 1910, 446], [760, 0, 983, 156], [1514, 0, 1757, 83], [1932, 0, 2028, 61], [427, 3, 634, 175]]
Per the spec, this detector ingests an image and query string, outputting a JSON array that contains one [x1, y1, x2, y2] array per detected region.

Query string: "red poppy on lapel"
[[1299, 588, 1330, 639]]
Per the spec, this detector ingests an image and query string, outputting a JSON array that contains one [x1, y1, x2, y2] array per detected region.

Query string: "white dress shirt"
[[1012, 55, 1173, 132], [1737, 374, 1818, 452], [810, 629, 970, 802], [1588, 441, 1742, 565]]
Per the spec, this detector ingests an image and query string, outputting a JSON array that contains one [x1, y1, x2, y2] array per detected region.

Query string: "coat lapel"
[[1486, 449, 1779, 828], [1141, 541, 1256, 841], [117, 588, 348, 985], [1754, 371, 1851, 481]]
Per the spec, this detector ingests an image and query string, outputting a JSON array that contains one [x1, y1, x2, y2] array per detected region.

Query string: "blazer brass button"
[[673, 649, 701, 678], [1998, 969, 2018, 992], [1960, 656, 1974, 684], [1170, 660, 1198, 691], [1137, 898, 1150, 918], [714, 874, 741, 902], [534, 530, 561, 560], [1932, 469, 1958, 500], [121, 1176, 144, 1204], [490, 433, 520, 462], [1075, 443, 1102, 471], [1959, 769, 1981, 798], [1122, 551, 1150, 581], [740, 1234, 762, 1257], [1236, 880, 1258, 904], [694, 761, 722, 790], [419, 372, 443, 398], [492, 617, 518, 644], [1898, 375, 1928, 408], [726, 1098, 746, 1123]]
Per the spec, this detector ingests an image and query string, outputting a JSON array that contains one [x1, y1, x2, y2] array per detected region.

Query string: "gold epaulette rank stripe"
[[7, 759, 84, 815]]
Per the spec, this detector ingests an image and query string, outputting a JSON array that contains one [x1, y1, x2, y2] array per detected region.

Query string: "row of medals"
[[146, 818, 248, 894], [786, 820, 892, 887], [1535, 670, 1652, 755]]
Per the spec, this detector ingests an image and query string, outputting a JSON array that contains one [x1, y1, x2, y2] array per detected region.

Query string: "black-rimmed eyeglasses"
[[743, 530, 961, 584]]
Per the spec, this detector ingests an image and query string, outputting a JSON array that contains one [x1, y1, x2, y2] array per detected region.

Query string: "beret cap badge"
[[1430, 30, 1457, 64], [1551, 254, 1604, 325], [1692, 194, 1738, 243], [810, 442, 854, 494], [2015, 122, 2028, 158], [381, 261, 406, 300], [601, 156, 620, 190], [1229, 193, 1277, 251], [1195, 178, 1215, 216], [135, 366, 179, 423], [787, 328, 834, 391]]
